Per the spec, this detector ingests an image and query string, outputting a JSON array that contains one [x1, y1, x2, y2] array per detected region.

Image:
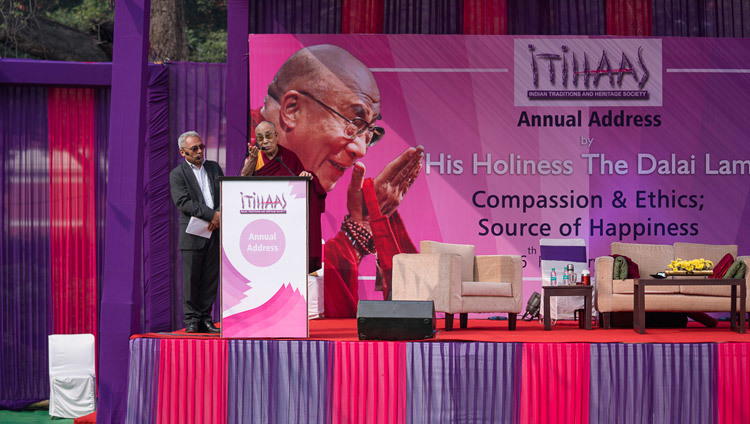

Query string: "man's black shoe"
[[201, 319, 221, 334], [185, 322, 201, 333]]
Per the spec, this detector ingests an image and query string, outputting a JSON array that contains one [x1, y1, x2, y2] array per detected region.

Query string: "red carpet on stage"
[[133, 317, 750, 344]]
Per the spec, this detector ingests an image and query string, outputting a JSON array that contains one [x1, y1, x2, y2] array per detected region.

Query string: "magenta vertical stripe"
[[521, 343, 590, 424], [48, 87, 97, 336], [156, 339, 228, 424], [332, 341, 406, 424], [718, 343, 750, 424]]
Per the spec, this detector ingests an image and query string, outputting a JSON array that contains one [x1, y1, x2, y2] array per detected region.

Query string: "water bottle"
[[562, 272, 570, 285], [550, 268, 557, 286]]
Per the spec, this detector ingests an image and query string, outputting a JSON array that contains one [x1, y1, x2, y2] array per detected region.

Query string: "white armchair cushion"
[[393, 253, 463, 313], [420, 240, 475, 282], [461, 281, 512, 297]]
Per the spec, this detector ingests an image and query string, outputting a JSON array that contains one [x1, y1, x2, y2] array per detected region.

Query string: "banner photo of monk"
[[249, 35, 750, 317]]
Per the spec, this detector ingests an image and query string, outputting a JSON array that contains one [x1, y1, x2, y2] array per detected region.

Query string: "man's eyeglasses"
[[183, 144, 205, 153], [297, 91, 385, 148]]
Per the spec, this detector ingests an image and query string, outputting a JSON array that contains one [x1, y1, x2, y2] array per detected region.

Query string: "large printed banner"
[[249, 35, 750, 301], [221, 177, 308, 338]]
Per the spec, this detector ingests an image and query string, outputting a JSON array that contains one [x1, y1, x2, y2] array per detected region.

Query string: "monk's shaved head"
[[268, 44, 379, 103]]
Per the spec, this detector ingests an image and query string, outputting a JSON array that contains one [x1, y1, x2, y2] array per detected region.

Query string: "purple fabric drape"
[[228, 340, 332, 423], [508, 0, 605, 34], [589, 343, 717, 424], [554, 0, 606, 34], [98, 0, 150, 421], [167, 62, 227, 328], [406, 342, 522, 423], [652, 0, 750, 37], [143, 65, 171, 333], [507, 0, 555, 34], [126, 338, 161, 424], [383, 0, 463, 33], [249, 0, 342, 33], [0, 86, 51, 409]]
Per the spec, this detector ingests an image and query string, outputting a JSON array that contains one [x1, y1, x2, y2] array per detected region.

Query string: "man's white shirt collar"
[[186, 158, 214, 209]]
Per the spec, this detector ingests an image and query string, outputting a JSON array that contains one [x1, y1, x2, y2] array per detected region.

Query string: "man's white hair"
[[178, 131, 201, 150]]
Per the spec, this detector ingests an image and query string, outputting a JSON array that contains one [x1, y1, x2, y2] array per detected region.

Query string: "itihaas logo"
[[528, 44, 649, 90], [239, 191, 287, 214], [513, 38, 662, 107]]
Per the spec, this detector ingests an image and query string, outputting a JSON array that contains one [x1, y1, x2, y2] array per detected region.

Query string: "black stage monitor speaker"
[[357, 300, 435, 341]]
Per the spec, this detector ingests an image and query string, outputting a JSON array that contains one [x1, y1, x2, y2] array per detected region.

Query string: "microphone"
[[274, 155, 296, 176], [244, 143, 265, 158]]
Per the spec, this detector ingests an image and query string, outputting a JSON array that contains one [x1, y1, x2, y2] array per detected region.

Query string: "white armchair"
[[392, 241, 523, 330], [48, 334, 96, 418]]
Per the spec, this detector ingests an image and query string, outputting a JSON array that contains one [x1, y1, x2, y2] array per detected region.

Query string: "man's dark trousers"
[[181, 230, 219, 325]]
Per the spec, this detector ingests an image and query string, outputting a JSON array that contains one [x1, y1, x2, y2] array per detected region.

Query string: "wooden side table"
[[633, 278, 745, 334], [542, 285, 593, 330]]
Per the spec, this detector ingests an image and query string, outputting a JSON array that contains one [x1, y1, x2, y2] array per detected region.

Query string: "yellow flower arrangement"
[[668, 258, 714, 272]]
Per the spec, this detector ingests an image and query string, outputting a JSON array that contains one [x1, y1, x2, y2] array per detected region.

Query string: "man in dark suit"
[[170, 131, 224, 333]]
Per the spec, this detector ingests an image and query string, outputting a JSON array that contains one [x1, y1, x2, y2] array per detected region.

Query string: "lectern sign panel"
[[220, 177, 308, 338]]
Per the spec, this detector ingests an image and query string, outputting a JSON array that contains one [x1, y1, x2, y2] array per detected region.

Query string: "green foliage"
[[46, 0, 113, 34], [185, 0, 226, 62], [5, 0, 227, 62], [187, 28, 226, 62]]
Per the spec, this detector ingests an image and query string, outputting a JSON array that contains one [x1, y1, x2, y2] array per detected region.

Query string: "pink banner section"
[[331, 341, 407, 424], [520, 343, 590, 424], [156, 339, 228, 424], [718, 343, 750, 424]]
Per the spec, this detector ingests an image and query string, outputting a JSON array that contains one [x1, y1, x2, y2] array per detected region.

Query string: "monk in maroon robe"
[[241, 121, 326, 272]]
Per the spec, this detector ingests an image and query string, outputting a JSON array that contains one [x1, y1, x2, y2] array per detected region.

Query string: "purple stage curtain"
[[652, 0, 749, 37], [126, 338, 161, 424], [383, 0, 463, 33], [166, 62, 227, 328], [589, 343, 717, 424], [554, 0, 606, 34], [249, 0, 342, 33], [227, 340, 332, 424], [406, 342, 521, 423], [508, 0, 606, 34], [0, 85, 51, 409], [143, 65, 172, 333]]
